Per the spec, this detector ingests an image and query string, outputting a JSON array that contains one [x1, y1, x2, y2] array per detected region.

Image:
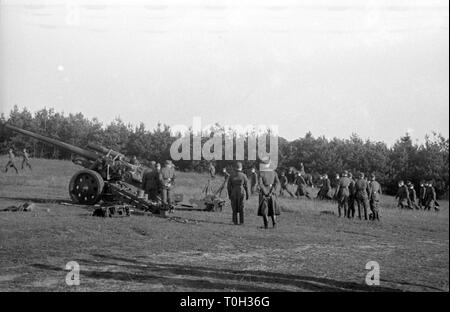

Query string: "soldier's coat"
[[258, 169, 280, 216]]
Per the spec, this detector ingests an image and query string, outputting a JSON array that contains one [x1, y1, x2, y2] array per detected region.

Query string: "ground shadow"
[[32, 253, 405, 292]]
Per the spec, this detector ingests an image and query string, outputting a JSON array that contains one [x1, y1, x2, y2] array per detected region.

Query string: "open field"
[[0, 157, 448, 292]]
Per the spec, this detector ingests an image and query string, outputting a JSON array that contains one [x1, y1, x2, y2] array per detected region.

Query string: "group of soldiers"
[[4, 148, 32, 174], [141, 160, 176, 211], [396, 179, 439, 211]]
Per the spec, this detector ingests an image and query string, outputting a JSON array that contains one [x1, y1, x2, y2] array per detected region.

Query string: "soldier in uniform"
[[21, 148, 32, 170], [407, 181, 420, 209], [419, 181, 427, 209], [299, 162, 305, 175], [227, 162, 249, 225], [158, 160, 176, 212], [424, 180, 439, 211], [216, 167, 230, 197], [295, 172, 311, 199], [354, 172, 370, 220], [142, 161, 159, 201], [287, 167, 296, 185], [368, 174, 381, 221], [279, 171, 295, 197], [4, 149, 19, 174], [347, 172, 356, 218], [395, 180, 410, 209], [257, 156, 280, 229], [335, 171, 351, 217], [130, 155, 140, 166], [249, 167, 258, 195]]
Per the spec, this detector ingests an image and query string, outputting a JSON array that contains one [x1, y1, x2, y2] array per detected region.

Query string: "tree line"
[[1, 106, 448, 198]]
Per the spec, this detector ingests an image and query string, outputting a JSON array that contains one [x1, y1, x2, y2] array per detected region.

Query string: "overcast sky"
[[0, 0, 448, 144]]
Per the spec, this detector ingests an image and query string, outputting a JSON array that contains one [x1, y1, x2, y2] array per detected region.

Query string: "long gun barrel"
[[5, 123, 99, 161]]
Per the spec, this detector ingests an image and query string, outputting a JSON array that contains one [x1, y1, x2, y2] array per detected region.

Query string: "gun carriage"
[[4, 123, 171, 216]]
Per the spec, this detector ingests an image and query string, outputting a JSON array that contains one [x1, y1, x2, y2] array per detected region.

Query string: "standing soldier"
[[419, 181, 427, 209], [227, 162, 249, 225], [407, 181, 420, 209], [216, 167, 230, 197], [295, 172, 311, 199], [368, 174, 381, 221], [159, 160, 176, 213], [4, 148, 19, 174], [354, 172, 370, 220], [279, 171, 295, 197], [299, 162, 305, 175], [249, 167, 258, 195], [395, 180, 410, 209], [142, 161, 159, 201], [335, 171, 351, 217], [21, 148, 32, 170], [257, 156, 280, 229], [424, 180, 439, 211], [347, 172, 356, 218], [287, 167, 296, 185]]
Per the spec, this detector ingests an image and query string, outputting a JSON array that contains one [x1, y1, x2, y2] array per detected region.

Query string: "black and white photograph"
[[0, 0, 448, 299]]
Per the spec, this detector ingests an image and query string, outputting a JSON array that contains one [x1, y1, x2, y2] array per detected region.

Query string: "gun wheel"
[[69, 169, 104, 205]]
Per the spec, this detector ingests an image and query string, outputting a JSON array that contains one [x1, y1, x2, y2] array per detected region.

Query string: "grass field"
[[0, 157, 448, 292]]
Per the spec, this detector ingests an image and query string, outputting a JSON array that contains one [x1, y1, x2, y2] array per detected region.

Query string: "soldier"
[[227, 162, 249, 225], [347, 172, 356, 218], [158, 160, 176, 212], [21, 148, 32, 170], [299, 162, 305, 175], [249, 167, 258, 195], [419, 181, 427, 209], [368, 174, 381, 221], [287, 167, 296, 185], [142, 161, 159, 201], [335, 171, 351, 217], [279, 171, 295, 197], [395, 180, 410, 209], [407, 181, 420, 209], [216, 167, 230, 197], [257, 156, 280, 229], [424, 180, 439, 211], [354, 172, 370, 220], [295, 172, 311, 199], [4, 149, 19, 174], [130, 155, 140, 166]]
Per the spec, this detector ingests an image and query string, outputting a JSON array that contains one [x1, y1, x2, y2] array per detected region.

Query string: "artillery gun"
[[3, 123, 171, 216]]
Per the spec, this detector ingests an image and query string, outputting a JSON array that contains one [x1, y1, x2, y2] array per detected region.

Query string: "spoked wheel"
[[69, 169, 104, 205]]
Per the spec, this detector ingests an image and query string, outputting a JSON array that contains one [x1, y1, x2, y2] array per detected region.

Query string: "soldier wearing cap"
[[249, 167, 258, 195], [407, 181, 419, 210], [419, 181, 427, 209], [347, 172, 356, 218], [368, 174, 381, 221], [21, 148, 32, 170], [395, 180, 410, 209], [257, 156, 280, 229], [142, 161, 159, 201], [159, 160, 176, 212], [279, 171, 295, 197], [335, 170, 351, 217], [4, 148, 19, 174], [227, 162, 249, 225], [216, 167, 230, 197], [424, 180, 439, 211], [354, 172, 371, 220], [295, 171, 311, 199]]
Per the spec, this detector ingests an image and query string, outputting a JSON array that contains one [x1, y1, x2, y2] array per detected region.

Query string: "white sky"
[[0, 0, 448, 144]]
